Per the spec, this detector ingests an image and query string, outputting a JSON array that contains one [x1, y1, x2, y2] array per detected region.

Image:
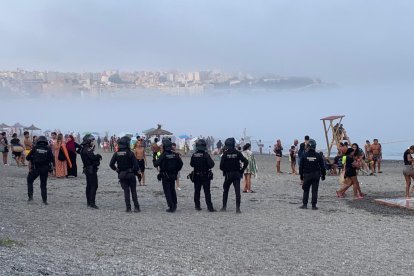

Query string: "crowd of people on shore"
[[1, 129, 414, 212]]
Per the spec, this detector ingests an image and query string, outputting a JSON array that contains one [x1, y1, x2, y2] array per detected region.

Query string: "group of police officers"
[[25, 134, 326, 213]]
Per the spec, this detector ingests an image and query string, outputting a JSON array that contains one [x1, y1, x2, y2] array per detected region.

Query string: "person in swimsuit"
[[134, 138, 147, 186], [403, 146, 414, 198], [370, 139, 382, 173]]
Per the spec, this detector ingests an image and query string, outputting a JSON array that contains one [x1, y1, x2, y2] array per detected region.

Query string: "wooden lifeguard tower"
[[321, 115, 351, 157]]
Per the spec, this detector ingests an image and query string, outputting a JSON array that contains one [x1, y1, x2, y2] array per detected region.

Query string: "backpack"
[[33, 146, 49, 165]]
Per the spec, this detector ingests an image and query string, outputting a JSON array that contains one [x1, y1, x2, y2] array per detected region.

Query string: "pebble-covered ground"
[[1, 152, 413, 275]]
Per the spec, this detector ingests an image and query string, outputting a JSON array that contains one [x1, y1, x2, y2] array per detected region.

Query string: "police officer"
[[153, 138, 183, 213], [299, 139, 326, 210], [219, 138, 248, 213], [26, 136, 54, 205], [190, 139, 216, 212], [109, 136, 141, 213], [80, 134, 102, 209]]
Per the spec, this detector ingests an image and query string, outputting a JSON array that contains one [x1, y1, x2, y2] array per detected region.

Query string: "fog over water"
[[3, 84, 413, 159]]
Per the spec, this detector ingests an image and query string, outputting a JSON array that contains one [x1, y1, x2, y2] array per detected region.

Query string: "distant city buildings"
[[0, 68, 330, 98]]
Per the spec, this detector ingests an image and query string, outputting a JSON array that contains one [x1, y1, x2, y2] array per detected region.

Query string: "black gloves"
[[97, 154, 102, 160], [321, 175, 326, 181]]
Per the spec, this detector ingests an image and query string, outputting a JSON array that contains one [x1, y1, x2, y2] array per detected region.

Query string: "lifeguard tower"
[[321, 115, 351, 157]]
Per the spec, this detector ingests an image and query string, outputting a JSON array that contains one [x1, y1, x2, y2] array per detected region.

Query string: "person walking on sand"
[[289, 145, 297, 175], [274, 139, 283, 174], [242, 143, 258, 193], [403, 146, 414, 198], [26, 136, 54, 205], [110, 136, 141, 213], [66, 135, 81, 177], [80, 134, 102, 209], [257, 140, 264, 155], [10, 133, 26, 167], [299, 139, 326, 210], [219, 138, 248, 213], [134, 138, 147, 186], [336, 148, 365, 199]]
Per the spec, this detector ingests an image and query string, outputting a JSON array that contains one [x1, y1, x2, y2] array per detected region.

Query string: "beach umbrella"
[[145, 124, 173, 137], [24, 124, 42, 137], [179, 134, 190, 139], [13, 122, 27, 128]]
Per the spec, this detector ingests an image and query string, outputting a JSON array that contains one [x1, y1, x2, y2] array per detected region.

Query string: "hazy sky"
[[1, 0, 413, 84]]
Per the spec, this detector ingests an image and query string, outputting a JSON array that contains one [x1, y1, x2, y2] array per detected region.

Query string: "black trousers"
[[27, 166, 49, 201], [194, 178, 214, 210], [222, 172, 241, 208], [302, 171, 320, 206], [85, 172, 98, 206], [120, 173, 139, 209], [162, 177, 177, 209], [67, 151, 77, 177]]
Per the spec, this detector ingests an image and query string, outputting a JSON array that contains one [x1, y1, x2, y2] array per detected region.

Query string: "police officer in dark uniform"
[[80, 134, 102, 209], [299, 139, 326, 210], [109, 136, 141, 213], [190, 139, 216, 212], [219, 138, 248, 213], [26, 136, 54, 205], [153, 138, 183, 213]]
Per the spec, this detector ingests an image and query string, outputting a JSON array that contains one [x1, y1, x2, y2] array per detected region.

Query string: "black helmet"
[[223, 138, 236, 150], [196, 139, 207, 152], [162, 138, 172, 151], [118, 136, 131, 150], [82, 134, 95, 145], [35, 136, 48, 146], [308, 139, 317, 149]]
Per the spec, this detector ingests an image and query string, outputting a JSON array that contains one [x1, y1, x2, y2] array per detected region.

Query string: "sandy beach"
[[0, 150, 413, 275]]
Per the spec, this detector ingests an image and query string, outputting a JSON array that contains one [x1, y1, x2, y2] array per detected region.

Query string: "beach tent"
[[145, 124, 173, 137], [0, 123, 10, 130]]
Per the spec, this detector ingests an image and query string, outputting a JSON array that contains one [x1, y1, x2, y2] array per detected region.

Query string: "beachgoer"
[[274, 139, 283, 174], [336, 148, 364, 199], [54, 133, 72, 178], [257, 139, 264, 155], [151, 138, 161, 161], [134, 138, 147, 186], [0, 132, 9, 165], [299, 139, 326, 210], [190, 139, 216, 211], [26, 136, 54, 205], [298, 135, 310, 166], [110, 136, 141, 212], [242, 143, 258, 193], [364, 140, 371, 157], [216, 140, 223, 152], [370, 139, 382, 173], [10, 133, 25, 166], [66, 135, 80, 177], [219, 138, 248, 213], [80, 134, 102, 209], [289, 145, 297, 175], [403, 146, 414, 198]]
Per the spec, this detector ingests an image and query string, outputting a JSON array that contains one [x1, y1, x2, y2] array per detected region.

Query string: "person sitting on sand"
[[403, 146, 414, 198]]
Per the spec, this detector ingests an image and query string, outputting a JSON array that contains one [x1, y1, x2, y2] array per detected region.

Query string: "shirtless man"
[[134, 139, 147, 186], [364, 140, 371, 157], [370, 139, 382, 173], [23, 131, 33, 169]]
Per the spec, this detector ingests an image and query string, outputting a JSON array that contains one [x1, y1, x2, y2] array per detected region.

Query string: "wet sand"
[[0, 151, 412, 275]]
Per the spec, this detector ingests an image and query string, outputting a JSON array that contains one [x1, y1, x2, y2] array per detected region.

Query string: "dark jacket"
[[153, 150, 183, 175], [109, 149, 139, 173], [26, 144, 54, 168], [299, 149, 326, 180], [80, 146, 101, 173], [220, 148, 248, 173]]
